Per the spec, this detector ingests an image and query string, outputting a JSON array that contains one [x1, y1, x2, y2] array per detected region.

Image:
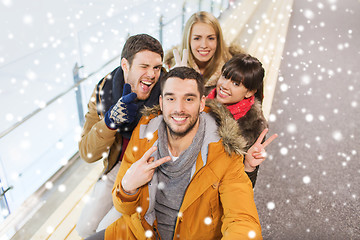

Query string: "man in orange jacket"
[[87, 66, 262, 240]]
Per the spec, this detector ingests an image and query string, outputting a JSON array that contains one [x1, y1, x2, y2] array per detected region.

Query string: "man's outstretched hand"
[[121, 146, 171, 194]]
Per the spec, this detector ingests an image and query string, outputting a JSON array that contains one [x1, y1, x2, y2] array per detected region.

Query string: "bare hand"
[[173, 49, 188, 68], [244, 128, 278, 172], [121, 146, 171, 194]]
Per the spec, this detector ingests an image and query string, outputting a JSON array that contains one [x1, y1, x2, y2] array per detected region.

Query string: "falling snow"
[[145, 230, 153, 238], [248, 230, 257, 239], [204, 217, 212, 225], [267, 202, 275, 210], [254, 0, 359, 238], [0, 0, 358, 239], [303, 176, 311, 184], [157, 181, 166, 190]]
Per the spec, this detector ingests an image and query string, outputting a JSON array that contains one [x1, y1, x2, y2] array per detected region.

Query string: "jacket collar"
[[141, 101, 247, 155]]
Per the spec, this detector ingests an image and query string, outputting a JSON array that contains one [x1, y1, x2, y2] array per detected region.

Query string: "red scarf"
[[207, 88, 254, 120]]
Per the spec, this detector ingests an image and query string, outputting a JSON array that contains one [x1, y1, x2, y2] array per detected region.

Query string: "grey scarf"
[[155, 114, 205, 240]]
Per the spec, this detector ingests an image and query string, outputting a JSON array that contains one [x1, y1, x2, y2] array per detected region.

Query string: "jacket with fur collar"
[[205, 98, 268, 187], [141, 99, 265, 187], [107, 105, 262, 240]]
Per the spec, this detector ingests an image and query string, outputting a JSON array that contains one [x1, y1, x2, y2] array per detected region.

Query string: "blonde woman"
[[165, 11, 244, 94]]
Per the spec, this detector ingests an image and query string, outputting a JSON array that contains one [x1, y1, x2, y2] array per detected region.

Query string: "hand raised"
[[172, 49, 188, 68], [121, 146, 171, 194], [121, 83, 137, 104], [104, 83, 138, 129], [244, 128, 278, 172]]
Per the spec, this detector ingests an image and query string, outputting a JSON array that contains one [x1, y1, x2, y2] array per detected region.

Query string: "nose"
[[222, 79, 231, 89], [200, 38, 207, 48], [147, 68, 155, 79], [174, 99, 185, 113]]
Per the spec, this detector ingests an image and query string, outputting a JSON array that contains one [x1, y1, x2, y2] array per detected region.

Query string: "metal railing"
[[158, 0, 230, 44], [0, 0, 232, 141], [0, 55, 119, 141], [0, 0, 233, 228]]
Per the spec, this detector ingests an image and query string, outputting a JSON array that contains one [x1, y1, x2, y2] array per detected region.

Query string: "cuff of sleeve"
[[245, 165, 259, 175], [115, 184, 140, 202], [104, 110, 118, 130], [97, 119, 117, 137]]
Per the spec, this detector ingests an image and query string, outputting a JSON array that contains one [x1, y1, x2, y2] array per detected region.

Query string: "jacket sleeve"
[[220, 155, 262, 240], [112, 127, 143, 215], [78, 86, 117, 163], [245, 165, 259, 188]]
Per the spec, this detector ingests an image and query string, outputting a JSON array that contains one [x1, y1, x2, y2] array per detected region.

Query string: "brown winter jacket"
[[78, 67, 162, 174], [205, 98, 268, 187], [78, 76, 120, 174]]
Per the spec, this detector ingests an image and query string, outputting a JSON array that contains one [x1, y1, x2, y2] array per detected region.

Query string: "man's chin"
[[136, 92, 151, 101], [167, 125, 193, 138]]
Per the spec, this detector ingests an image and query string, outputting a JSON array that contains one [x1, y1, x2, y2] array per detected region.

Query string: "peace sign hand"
[[172, 49, 188, 69], [121, 146, 171, 194], [244, 128, 278, 172]]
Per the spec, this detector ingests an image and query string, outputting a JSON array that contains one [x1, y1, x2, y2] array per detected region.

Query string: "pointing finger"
[[149, 156, 171, 169], [255, 128, 269, 145], [173, 49, 181, 66], [140, 146, 158, 162], [262, 133, 278, 148], [181, 49, 188, 66], [147, 156, 155, 164]]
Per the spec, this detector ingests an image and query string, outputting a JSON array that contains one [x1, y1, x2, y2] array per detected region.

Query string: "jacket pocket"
[[209, 182, 222, 231]]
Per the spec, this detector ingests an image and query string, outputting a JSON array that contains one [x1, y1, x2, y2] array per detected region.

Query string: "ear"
[[199, 95, 206, 112], [159, 95, 163, 112], [121, 58, 130, 81], [245, 89, 257, 98]]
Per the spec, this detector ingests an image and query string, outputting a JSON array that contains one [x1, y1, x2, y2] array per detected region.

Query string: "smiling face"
[[160, 77, 205, 138], [216, 75, 256, 105], [190, 22, 217, 68], [122, 50, 163, 100]]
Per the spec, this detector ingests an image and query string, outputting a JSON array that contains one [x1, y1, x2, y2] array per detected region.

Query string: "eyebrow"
[[163, 92, 198, 97], [192, 34, 216, 37], [139, 63, 163, 68]]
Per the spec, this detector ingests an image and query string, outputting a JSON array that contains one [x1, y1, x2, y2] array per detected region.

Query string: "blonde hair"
[[181, 11, 231, 82]]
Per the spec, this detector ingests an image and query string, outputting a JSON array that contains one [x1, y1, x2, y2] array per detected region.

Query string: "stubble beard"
[[165, 112, 200, 138]]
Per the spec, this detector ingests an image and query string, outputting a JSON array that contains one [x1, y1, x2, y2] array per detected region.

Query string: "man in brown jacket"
[[76, 34, 164, 238]]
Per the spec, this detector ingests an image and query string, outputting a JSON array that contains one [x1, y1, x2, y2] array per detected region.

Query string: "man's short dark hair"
[[160, 67, 205, 97], [121, 34, 164, 66]]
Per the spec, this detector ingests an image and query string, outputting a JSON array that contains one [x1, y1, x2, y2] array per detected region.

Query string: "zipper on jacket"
[[153, 225, 160, 240]]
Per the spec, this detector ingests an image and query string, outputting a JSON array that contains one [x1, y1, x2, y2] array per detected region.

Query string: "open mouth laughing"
[[140, 80, 153, 91], [218, 86, 230, 98]]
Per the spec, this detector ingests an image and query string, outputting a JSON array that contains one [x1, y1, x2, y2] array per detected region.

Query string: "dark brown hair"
[[221, 54, 265, 102], [160, 67, 205, 97], [121, 34, 163, 65]]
